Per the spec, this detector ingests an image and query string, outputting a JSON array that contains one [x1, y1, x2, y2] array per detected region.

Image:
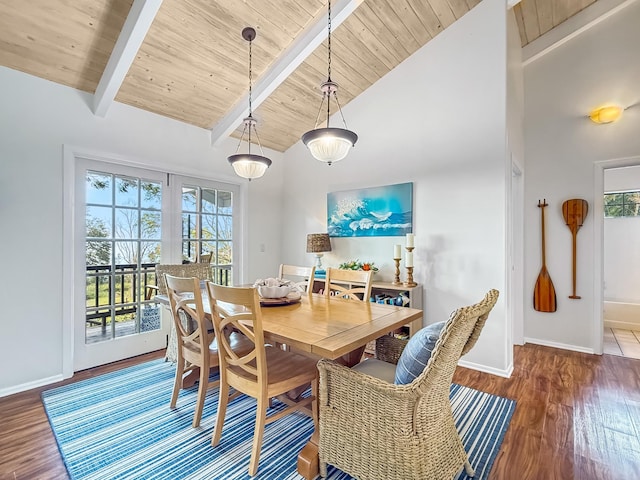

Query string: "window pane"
[[87, 206, 112, 237], [218, 191, 233, 215], [115, 176, 139, 207], [86, 172, 112, 205], [182, 186, 197, 212], [182, 213, 196, 239], [218, 215, 232, 240], [202, 214, 216, 239], [140, 241, 161, 264], [182, 240, 198, 263], [202, 188, 216, 214], [86, 240, 111, 267], [202, 242, 216, 261], [114, 310, 137, 338], [604, 193, 624, 206], [623, 204, 640, 216], [115, 208, 139, 239], [86, 274, 110, 307], [141, 181, 162, 209], [141, 212, 161, 239], [218, 241, 232, 265], [115, 241, 137, 265], [604, 205, 623, 217]]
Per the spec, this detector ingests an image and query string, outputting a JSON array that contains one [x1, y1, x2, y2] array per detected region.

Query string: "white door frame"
[[62, 145, 245, 377], [593, 155, 640, 355], [509, 158, 525, 346]]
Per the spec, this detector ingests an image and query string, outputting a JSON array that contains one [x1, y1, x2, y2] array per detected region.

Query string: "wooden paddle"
[[534, 199, 557, 312], [562, 199, 588, 299]]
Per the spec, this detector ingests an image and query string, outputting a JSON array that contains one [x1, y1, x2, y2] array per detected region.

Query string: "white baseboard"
[[0, 374, 64, 398], [604, 319, 640, 330], [457, 359, 513, 378], [524, 337, 595, 355]]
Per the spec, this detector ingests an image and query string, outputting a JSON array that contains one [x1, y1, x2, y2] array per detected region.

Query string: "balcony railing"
[[85, 263, 232, 330]]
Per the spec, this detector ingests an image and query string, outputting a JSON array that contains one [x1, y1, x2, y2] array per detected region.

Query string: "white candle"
[[406, 251, 414, 267], [406, 233, 415, 248], [394, 244, 401, 259]]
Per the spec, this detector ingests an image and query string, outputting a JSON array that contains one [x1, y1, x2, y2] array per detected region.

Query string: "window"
[[604, 191, 640, 217], [181, 185, 234, 286], [85, 171, 163, 343]]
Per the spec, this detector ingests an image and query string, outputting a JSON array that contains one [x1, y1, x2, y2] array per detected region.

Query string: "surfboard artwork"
[[327, 182, 413, 237]]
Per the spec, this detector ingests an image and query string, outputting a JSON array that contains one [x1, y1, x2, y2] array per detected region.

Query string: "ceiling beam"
[[523, 0, 638, 66], [93, 0, 163, 117], [210, 0, 364, 147]]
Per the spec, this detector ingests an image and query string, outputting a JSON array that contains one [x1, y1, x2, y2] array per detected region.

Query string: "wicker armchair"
[[317, 289, 499, 480]]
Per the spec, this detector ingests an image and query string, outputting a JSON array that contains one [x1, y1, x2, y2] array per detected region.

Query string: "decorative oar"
[[534, 199, 557, 312], [562, 199, 588, 299]]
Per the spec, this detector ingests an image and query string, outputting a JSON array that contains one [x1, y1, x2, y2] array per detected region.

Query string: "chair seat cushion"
[[352, 358, 397, 383], [394, 321, 445, 385]]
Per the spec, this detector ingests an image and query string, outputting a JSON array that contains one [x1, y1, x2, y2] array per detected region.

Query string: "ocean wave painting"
[[327, 182, 413, 237]]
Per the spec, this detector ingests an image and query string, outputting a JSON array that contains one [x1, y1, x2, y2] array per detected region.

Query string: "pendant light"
[[227, 27, 272, 180], [301, 0, 357, 165]]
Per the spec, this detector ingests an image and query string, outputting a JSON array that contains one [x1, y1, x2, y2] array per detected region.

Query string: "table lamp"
[[306, 233, 331, 273]]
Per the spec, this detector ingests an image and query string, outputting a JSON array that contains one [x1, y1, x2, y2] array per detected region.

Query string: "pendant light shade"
[[227, 27, 272, 180], [302, 0, 357, 165], [228, 153, 272, 179], [302, 127, 358, 164]]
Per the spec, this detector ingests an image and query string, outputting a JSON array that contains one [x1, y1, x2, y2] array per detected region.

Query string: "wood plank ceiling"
[[0, 0, 599, 153]]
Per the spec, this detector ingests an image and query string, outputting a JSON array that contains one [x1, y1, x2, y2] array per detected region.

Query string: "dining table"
[[155, 289, 423, 479]]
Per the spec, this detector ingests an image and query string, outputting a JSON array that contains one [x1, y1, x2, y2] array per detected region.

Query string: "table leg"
[[335, 345, 366, 368], [297, 431, 319, 479], [297, 375, 319, 479], [296, 346, 362, 479]]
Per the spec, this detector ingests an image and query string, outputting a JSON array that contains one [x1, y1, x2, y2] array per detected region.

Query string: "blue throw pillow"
[[394, 321, 445, 385]]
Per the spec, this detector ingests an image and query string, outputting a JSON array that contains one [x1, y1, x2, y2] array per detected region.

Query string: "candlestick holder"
[[403, 246, 417, 287], [392, 258, 402, 285]]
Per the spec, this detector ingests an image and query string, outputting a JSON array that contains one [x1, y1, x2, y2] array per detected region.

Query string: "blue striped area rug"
[[42, 359, 514, 480]]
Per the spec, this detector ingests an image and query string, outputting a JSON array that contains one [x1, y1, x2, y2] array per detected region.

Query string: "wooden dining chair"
[[164, 274, 251, 428], [324, 267, 373, 302], [278, 264, 316, 294], [205, 282, 319, 476]]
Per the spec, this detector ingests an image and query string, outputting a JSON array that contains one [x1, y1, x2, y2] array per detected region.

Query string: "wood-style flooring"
[[1, 344, 639, 479]]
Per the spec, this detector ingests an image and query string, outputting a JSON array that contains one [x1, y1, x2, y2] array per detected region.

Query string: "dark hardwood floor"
[[1, 344, 639, 479]]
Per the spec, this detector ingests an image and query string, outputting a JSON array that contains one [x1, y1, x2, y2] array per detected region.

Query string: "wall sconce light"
[[589, 105, 623, 124]]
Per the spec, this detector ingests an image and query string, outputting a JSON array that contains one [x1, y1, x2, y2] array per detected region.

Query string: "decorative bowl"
[[258, 285, 291, 299]]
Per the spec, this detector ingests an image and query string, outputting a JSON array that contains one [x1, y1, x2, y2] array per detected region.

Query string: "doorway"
[[594, 156, 640, 358], [602, 165, 640, 359]]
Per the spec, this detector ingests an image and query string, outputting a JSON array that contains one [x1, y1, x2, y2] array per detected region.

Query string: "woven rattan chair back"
[[323, 267, 373, 302], [318, 289, 499, 480], [155, 263, 212, 295]]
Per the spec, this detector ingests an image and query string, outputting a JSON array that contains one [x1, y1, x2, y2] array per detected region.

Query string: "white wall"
[[0, 66, 285, 394], [523, 1, 640, 351], [282, 0, 511, 375], [604, 166, 640, 303]]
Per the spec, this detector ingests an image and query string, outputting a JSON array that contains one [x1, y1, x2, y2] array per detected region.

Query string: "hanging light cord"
[[234, 30, 266, 156], [311, 0, 349, 131]]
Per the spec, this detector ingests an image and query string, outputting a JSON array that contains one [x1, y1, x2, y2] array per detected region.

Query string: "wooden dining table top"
[[155, 291, 423, 361]]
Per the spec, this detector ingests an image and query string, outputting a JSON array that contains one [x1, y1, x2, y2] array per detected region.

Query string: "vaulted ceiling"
[[0, 0, 598, 153]]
